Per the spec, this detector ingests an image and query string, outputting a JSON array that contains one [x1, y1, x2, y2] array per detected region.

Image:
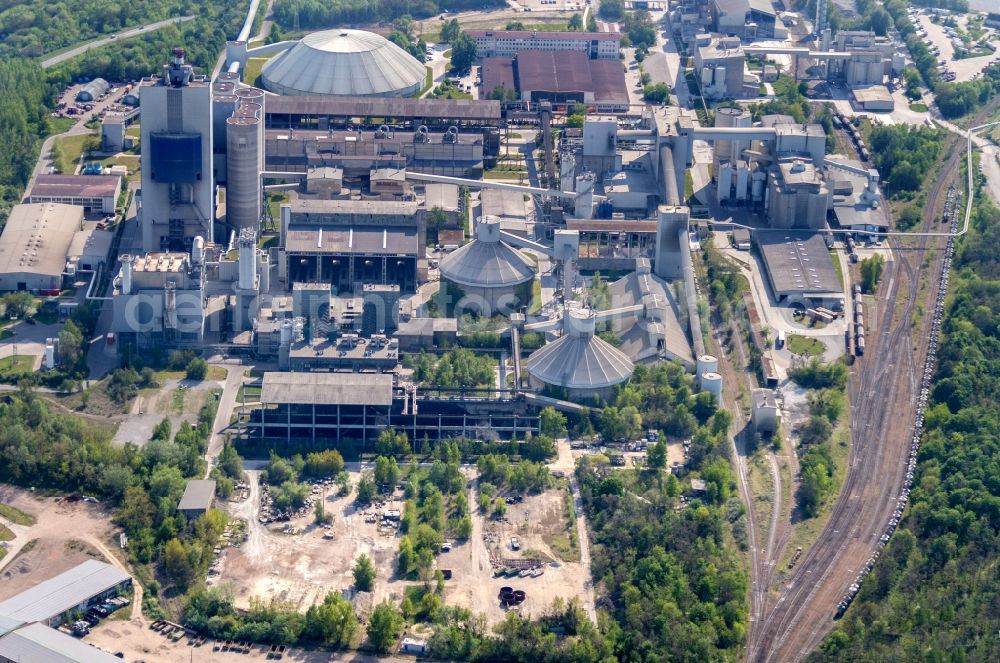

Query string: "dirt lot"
[[85, 619, 409, 663], [215, 470, 403, 612], [0, 485, 125, 601], [445, 482, 592, 625], [112, 376, 222, 446]]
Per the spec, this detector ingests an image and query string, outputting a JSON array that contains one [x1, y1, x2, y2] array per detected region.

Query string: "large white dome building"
[[260, 29, 426, 98]]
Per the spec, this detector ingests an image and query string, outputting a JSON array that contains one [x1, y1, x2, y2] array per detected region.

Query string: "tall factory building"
[[139, 48, 214, 252]]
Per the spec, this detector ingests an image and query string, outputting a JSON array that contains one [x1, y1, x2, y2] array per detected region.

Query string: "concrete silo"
[[225, 87, 264, 233]]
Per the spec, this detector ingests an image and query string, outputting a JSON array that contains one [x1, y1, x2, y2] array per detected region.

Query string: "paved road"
[[204, 365, 245, 478], [40, 16, 195, 69]]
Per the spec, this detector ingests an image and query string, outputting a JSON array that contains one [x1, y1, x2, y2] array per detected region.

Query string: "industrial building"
[[76, 78, 109, 102], [0, 560, 131, 663], [111, 251, 208, 347], [248, 372, 541, 443], [259, 29, 426, 98], [27, 175, 121, 216], [766, 157, 832, 230], [101, 112, 126, 152], [0, 560, 131, 627], [850, 85, 895, 111], [752, 388, 780, 434], [177, 479, 217, 518], [755, 230, 843, 308], [527, 307, 634, 401], [693, 35, 751, 100], [439, 216, 536, 315], [139, 48, 215, 252], [711, 0, 778, 40], [467, 29, 621, 60], [279, 198, 421, 294], [480, 51, 629, 111], [0, 203, 85, 292]]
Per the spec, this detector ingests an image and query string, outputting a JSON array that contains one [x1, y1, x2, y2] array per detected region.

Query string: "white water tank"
[[279, 319, 293, 348], [697, 354, 718, 375], [192, 236, 205, 265], [700, 371, 723, 400], [44, 344, 56, 369]]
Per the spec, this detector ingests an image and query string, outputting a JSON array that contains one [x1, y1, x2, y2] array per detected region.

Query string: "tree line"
[[812, 151, 1000, 663]]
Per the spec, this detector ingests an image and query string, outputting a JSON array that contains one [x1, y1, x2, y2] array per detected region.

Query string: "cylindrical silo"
[[119, 255, 133, 295], [713, 106, 751, 165], [697, 354, 718, 375], [226, 89, 264, 233], [191, 236, 205, 266], [700, 371, 723, 400]]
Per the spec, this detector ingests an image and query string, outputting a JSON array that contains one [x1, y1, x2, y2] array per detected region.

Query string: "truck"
[[776, 330, 786, 349]]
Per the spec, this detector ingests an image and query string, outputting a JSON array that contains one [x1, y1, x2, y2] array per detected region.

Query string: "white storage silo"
[[700, 371, 723, 400], [697, 354, 718, 375]]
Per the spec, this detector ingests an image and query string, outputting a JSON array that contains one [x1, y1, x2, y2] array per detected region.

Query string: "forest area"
[[272, 0, 503, 31], [810, 170, 1000, 661]]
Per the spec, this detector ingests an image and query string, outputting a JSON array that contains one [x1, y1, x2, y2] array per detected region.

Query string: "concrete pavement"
[[204, 365, 245, 478]]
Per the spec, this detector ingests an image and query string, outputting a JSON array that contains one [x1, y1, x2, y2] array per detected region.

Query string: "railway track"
[[747, 142, 960, 661]]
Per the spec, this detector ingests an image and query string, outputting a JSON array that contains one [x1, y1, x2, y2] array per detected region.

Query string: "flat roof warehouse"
[[755, 230, 842, 299]]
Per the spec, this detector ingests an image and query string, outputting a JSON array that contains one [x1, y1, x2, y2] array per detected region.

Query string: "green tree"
[[356, 472, 378, 504], [303, 592, 357, 646], [185, 358, 208, 381], [647, 439, 667, 469], [374, 455, 401, 488], [450, 33, 477, 73], [367, 601, 403, 653], [861, 254, 885, 293], [163, 537, 194, 587], [353, 554, 377, 591], [539, 406, 568, 438], [568, 13, 584, 31], [440, 18, 461, 44], [643, 83, 670, 104]]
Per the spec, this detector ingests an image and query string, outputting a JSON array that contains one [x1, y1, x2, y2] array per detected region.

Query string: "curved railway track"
[[747, 141, 960, 661]]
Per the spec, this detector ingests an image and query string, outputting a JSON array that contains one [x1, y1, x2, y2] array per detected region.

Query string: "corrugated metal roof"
[[261, 29, 426, 97], [481, 58, 516, 95], [528, 332, 634, 390], [264, 96, 501, 121], [515, 51, 628, 103], [177, 480, 216, 513], [0, 560, 130, 624], [284, 225, 418, 255], [468, 29, 621, 41], [0, 203, 83, 278], [439, 238, 535, 288], [756, 230, 842, 295], [30, 175, 120, 200], [0, 622, 123, 663], [260, 372, 393, 406]]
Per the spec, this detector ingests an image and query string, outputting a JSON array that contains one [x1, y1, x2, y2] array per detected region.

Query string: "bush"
[[185, 358, 208, 381]]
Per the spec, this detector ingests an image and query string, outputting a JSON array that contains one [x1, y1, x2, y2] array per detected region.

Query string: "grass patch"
[[258, 234, 279, 250], [0, 355, 35, 375], [206, 365, 227, 381], [237, 384, 262, 402], [484, 170, 526, 181], [52, 132, 97, 174], [242, 56, 272, 87], [417, 66, 434, 97], [830, 249, 844, 288], [909, 102, 929, 112], [528, 278, 542, 315], [0, 503, 36, 526], [786, 334, 825, 357], [429, 80, 472, 100], [46, 116, 77, 136], [0, 523, 14, 541]]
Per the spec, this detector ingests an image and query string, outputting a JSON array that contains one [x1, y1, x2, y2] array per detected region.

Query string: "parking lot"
[[915, 10, 1000, 83]]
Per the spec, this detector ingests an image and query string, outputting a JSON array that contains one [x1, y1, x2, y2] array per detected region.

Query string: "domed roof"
[[440, 217, 536, 289], [261, 29, 426, 97], [527, 309, 634, 391]]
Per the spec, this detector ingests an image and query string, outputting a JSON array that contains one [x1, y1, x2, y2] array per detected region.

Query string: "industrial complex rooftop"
[[756, 230, 843, 301], [0, 560, 130, 624], [261, 29, 427, 98], [0, 203, 83, 287], [28, 175, 121, 201], [260, 372, 394, 406], [264, 96, 502, 121], [0, 622, 123, 663]]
